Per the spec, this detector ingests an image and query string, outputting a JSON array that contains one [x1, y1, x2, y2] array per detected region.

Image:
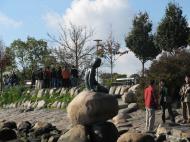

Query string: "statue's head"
[[91, 57, 101, 68]]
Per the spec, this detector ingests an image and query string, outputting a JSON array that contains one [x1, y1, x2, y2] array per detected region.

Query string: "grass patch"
[[0, 86, 74, 108]]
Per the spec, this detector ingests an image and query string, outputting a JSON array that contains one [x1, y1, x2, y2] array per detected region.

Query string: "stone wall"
[[2, 87, 82, 110]]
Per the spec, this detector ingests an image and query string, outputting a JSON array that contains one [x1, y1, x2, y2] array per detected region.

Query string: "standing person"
[[144, 80, 157, 132], [159, 79, 175, 124], [31, 70, 36, 88], [36, 68, 44, 89], [11, 71, 18, 86], [71, 65, 79, 87], [56, 66, 62, 87], [180, 74, 190, 123], [62, 66, 71, 88], [51, 67, 57, 88], [44, 66, 51, 88]]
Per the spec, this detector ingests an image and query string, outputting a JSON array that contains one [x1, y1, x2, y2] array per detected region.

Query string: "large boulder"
[[119, 103, 138, 114], [56, 88, 62, 94], [70, 87, 77, 97], [50, 88, 56, 95], [172, 127, 190, 139], [156, 124, 168, 137], [56, 102, 62, 109], [58, 125, 87, 142], [109, 86, 116, 95], [115, 86, 122, 95], [122, 92, 137, 103], [48, 135, 60, 142], [36, 100, 46, 109], [0, 128, 17, 141], [1, 121, 17, 130], [112, 113, 131, 125], [128, 84, 140, 93], [117, 132, 155, 142], [17, 121, 32, 137], [74, 88, 80, 96], [90, 122, 119, 142], [32, 121, 57, 137], [120, 86, 130, 95], [51, 101, 59, 108], [118, 99, 128, 109], [37, 89, 44, 98], [60, 88, 67, 96], [17, 121, 32, 133], [128, 103, 138, 111], [67, 90, 118, 125]]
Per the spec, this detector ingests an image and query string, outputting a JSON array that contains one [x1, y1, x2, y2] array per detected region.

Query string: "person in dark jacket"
[[31, 70, 36, 88], [56, 66, 62, 87], [71, 65, 79, 87], [44, 66, 51, 88], [51, 67, 57, 88], [159, 79, 175, 124], [85, 58, 108, 93]]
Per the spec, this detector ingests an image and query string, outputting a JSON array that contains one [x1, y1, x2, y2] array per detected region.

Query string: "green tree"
[[11, 37, 52, 79], [156, 2, 189, 54], [11, 39, 28, 77], [125, 12, 160, 77], [4, 47, 16, 70], [26, 37, 52, 68]]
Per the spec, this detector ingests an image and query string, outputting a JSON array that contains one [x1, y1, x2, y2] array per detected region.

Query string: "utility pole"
[[94, 39, 102, 83]]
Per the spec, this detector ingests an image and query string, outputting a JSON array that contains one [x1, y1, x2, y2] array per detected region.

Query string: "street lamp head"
[[94, 39, 102, 42]]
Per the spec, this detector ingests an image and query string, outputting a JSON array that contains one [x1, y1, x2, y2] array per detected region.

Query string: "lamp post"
[[94, 39, 102, 82], [0, 50, 2, 92]]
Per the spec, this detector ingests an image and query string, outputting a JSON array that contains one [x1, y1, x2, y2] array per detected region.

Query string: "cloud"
[[44, 0, 148, 75], [44, 0, 133, 40], [43, 11, 64, 31], [0, 12, 23, 28]]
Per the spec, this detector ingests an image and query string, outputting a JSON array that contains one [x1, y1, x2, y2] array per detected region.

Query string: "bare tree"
[[101, 32, 128, 81], [48, 23, 94, 74]]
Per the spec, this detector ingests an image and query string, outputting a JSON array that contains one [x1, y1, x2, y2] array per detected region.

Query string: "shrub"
[[0, 86, 27, 106], [136, 49, 190, 108]]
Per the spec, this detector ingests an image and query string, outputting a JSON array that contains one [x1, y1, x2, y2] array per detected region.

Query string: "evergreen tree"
[[156, 2, 189, 54], [125, 12, 160, 77]]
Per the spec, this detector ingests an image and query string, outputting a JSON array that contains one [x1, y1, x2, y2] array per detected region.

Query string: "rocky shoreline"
[[1, 87, 190, 142], [0, 106, 190, 141]]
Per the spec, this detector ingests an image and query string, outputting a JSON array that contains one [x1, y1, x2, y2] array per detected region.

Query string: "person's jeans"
[[145, 107, 155, 132], [51, 78, 56, 88], [161, 102, 175, 123], [182, 102, 190, 122], [71, 77, 78, 87]]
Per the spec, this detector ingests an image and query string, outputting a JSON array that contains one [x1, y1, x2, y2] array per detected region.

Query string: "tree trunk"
[[110, 54, 113, 82], [0, 66, 2, 92]]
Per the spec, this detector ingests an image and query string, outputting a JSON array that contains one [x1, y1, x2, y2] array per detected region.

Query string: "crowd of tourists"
[[32, 65, 79, 89], [144, 74, 190, 132]]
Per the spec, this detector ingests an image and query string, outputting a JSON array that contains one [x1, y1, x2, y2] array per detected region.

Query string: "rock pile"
[[63, 90, 119, 142], [0, 120, 61, 141]]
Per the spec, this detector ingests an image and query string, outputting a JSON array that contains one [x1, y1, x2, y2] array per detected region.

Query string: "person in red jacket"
[[144, 80, 157, 132]]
